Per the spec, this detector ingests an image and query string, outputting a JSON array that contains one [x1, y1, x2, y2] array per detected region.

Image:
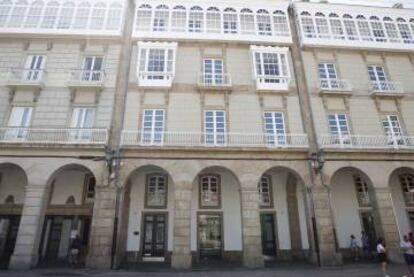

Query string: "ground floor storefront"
[[0, 155, 413, 270]]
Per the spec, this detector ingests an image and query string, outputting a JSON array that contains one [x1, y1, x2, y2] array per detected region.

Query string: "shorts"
[[404, 253, 414, 265], [378, 253, 387, 263]]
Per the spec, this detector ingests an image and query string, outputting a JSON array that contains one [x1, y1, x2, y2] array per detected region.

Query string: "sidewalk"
[[0, 263, 409, 277]]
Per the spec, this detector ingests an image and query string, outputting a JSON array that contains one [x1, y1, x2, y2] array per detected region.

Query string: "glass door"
[[260, 213, 277, 256], [142, 214, 166, 259], [198, 214, 222, 259], [0, 216, 21, 269], [360, 212, 377, 252]]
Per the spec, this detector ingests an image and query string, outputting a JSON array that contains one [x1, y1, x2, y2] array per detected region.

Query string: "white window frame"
[[382, 115, 404, 146], [200, 174, 220, 208], [6, 106, 33, 140], [23, 54, 46, 81], [354, 175, 371, 207], [204, 110, 226, 146], [81, 56, 103, 82], [318, 63, 339, 89], [400, 174, 414, 206], [328, 113, 351, 145], [203, 58, 224, 85], [146, 174, 167, 207], [137, 41, 177, 87], [367, 65, 390, 92], [223, 8, 238, 34], [153, 5, 169, 32], [263, 111, 286, 146], [258, 175, 272, 207], [141, 109, 165, 146], [70, 107, 95, 141]]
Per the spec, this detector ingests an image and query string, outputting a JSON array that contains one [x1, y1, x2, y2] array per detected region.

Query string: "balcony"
[[6, 69, 46, 90], [68, 70, 105, 90], [369, 81, 404, 97], [255, 76, 290, 92], [137, 72, 174, 88], [319, 79, 352, 94], [0, 127, 108, 145], [197, 73, 232, 91], [121, 131, 308, 149], [319, 134, 414, 150]]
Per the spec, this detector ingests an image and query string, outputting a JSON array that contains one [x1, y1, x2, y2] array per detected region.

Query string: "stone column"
[[87, 185, 117, 269], [171, 180, 192, 269], [9, 175, 49, 270], [373, 187, 402, 263], [310, 185, 342, 266], [286, 173, 303, 259], [240, 177, 264, 268]]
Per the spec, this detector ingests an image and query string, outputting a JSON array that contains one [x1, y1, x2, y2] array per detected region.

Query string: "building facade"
[[0, 0, 413, 271]]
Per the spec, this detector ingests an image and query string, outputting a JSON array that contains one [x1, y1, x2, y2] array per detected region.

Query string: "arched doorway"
[[191, 166, 242, 265], [257, 167, 310, 263], [121, 165, 175, 266], [37, 164, 96, 267], [0, 163, 27, 269], [330, 167, 381, 260], [389, 167, 414, 237]]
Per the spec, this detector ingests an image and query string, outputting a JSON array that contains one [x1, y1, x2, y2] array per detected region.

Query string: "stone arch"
[[0, 162, 28, 205]]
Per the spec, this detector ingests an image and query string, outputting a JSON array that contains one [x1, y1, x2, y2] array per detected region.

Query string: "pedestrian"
[[350, 234, 359, 261], [361, 231, 370, 260], [409, 232, 414, 246], [70, 235, 81, 267], [401, 235, 414, 277], [377, 238, 389, 277]]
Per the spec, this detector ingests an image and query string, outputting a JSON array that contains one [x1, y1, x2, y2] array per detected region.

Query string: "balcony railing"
[[137, 72, 174, 87], [198, 73, 232, 89], [319, 78, 352, 92], [370, 81, 404, 96], [0, 128, 108, 145], [68, 70, 105, 87], [121, 131, 308, 148], [255, 76, 290, 91], [7, 68, 46, 88], [319, 134, 414, 149]]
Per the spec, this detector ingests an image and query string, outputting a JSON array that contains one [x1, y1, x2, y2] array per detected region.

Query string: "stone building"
[[0, 0, 413, 271]]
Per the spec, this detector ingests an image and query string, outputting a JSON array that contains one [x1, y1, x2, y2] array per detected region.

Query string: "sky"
[[303, 0, 414, 9]]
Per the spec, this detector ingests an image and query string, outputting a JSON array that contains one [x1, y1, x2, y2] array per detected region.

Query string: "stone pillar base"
[[86, 254, 112, 269], [320, 251, 343, 267], [9, 254, 36, 270], [243, 254, 264, 268], [171, 253, 192, 269], [387, 247, 404, 264]]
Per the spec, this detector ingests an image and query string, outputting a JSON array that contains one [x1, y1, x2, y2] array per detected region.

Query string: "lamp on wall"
[[310, 150, 325, 174]]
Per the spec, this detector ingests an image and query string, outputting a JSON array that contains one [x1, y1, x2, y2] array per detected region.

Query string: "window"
[[252, 46, 289, 86], [382, 115, 404, 146], [7, 0, 27, 28], [89, 2, 105, 30], [200, 175, 220, 208], [397, 18, 413, 44], [73, 2, 90, 29], [223, 8, 237, 34], [204, 110, 226, 146], [136, 4, 152, 31], [203, 59, 224, 85], [256, 9, 272, 36], [105, 3, 122, 30], [137, 42, 177, 85], [354, 175, 370, 206], [318, 63, 339, 89], [24, 55, 46, 81], [40, 1, 58, 29], [357, 15, 373, 41], [367, 65, 389, 91], [401, 174, 414, 205], [343, 15, 358, 40], [71, 107, 94, 129], [153, 5, 169, 32], [328, 113, 350, 144], [171, 5, 186, 32], [300, 12, 316, 38], [189, 6, 203, 33], [84, 174, 96, 204], [146, 174, 167, 207], [264, 112, 286, 146], [273, 10, 289, 36], [206, 7, 220, 33], [57, 2, 74, 29], [258, 175, 272, 207], [141, 109, 164, 145], [382, 17, 400, 43], [315, 13, 330, 39], [329, 13, 345, 40], [24, 1, 44, 28], [0, 0, 12, 27], [240, 8, 255, 35], [82, 56, 103, 81], [6, 106, 32, 139], [370, 16, 386, 42]]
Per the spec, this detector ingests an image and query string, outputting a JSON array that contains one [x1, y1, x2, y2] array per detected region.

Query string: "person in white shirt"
[[401, 235, 414, 277], [350, 234, 359, 261], [377, 238, 389, 277]]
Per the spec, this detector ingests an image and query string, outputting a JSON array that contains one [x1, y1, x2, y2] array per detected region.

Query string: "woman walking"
[[377, 238, 389, 277]]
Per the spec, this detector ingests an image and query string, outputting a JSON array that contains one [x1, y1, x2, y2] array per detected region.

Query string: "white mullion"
[[150, 109, 156, 144]]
